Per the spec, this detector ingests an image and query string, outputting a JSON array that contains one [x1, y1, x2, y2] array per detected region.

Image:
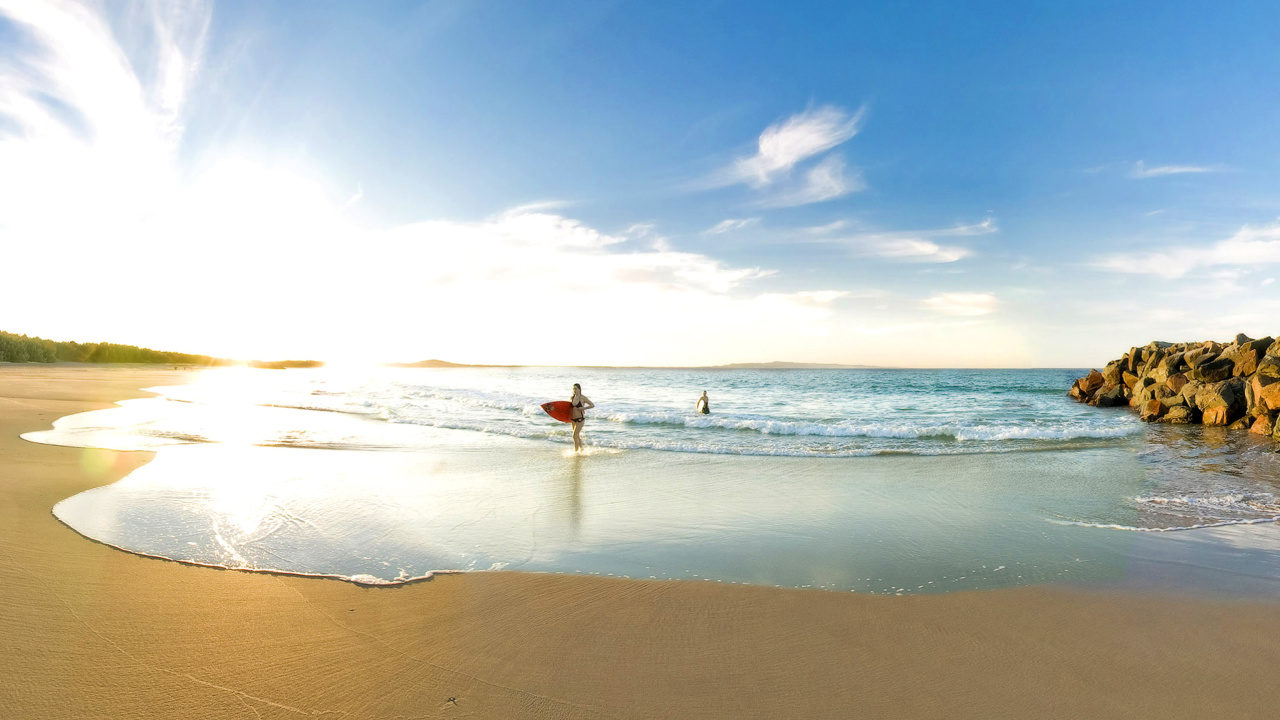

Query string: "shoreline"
[[5, 366, 1280, 717]]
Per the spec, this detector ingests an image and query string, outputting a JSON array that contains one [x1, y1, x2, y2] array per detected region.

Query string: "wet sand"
[[3, 364, 1280, 719]]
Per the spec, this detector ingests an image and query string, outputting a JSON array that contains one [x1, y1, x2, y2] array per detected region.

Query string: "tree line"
[[0, 330, 226, 365]]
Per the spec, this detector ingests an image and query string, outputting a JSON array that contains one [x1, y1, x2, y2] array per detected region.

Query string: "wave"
[[1134, 492, 1280, 517], [596, 410, 1140, 442], [367, 386, 1141, 443], [1054, 492, 1280, 532], [372, 411, 1131, 458], [1052, 517, 1280, 532], [139, 379, 1142, 457]]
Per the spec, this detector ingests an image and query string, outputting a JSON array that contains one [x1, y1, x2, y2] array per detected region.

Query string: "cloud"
[[700, 105, 866, 207], [812, 218, 995, 263], [861, 237, 971, 263], [340, 184, 364, 211], [0, 0, 211, 234], [757, 154, 865, 208], [1128, 161, 1219, 179], [733, 105, 864, 187], [1096, 221, 1280, 279], [704, 217, 760, 235], [921, 292, 998, 316]]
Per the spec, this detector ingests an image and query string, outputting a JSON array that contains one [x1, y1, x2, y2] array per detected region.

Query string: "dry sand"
[[3, 364, 1280, 719]]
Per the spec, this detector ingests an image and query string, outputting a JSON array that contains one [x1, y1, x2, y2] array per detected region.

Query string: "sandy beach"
[[2, 365, 1279, 719]]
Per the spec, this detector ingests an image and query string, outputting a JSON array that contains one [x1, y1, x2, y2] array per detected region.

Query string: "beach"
[[4, 365, 1280, 719]]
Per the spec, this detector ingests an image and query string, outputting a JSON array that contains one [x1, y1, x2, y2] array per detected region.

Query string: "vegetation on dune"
[[0, 330, 226, 365]]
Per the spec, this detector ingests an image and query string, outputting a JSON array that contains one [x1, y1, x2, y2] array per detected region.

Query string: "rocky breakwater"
[[1069, 333, 1280, 443]]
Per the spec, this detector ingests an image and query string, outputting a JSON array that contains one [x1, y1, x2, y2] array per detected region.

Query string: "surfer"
[[696, 391, 710, 415], [570, 383, 594, 452]]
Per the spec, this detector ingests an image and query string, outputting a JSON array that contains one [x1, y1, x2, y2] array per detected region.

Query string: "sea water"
[[25, 367, 1280, 594]]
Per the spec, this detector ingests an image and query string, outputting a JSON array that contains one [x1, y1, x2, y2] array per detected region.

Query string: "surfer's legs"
[[572, 419, 584, 451]]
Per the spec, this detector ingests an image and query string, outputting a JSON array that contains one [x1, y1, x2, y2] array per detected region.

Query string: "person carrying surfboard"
[[570, 383, 594, 452], [696, 391, 710, 415]]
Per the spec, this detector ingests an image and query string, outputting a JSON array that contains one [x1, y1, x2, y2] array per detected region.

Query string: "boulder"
[[1121, 371, 1140, 389], [1162, 406, 1195, 424], [1189, 357, 1234, 383], [1243, 336, 1274, 355], [1180, 380, 1203, 408], [1234, 349, 1259, 377], [1139, 399, 1166, 422], [1257, 382, 1280, 413], [1134, 382, 1162, 407], [1102, 361, 1124, 387], [1218, 344, 1241, 367], [1247, 375, 1276, 414], [1235, 333, 1252, 346], [1269, 339, 1280, 357], [1251, 414, 1276, 436], [1159, 352, 1185, 374], [1165, 373, 1188, 394], [1079, 369, 1105, 395], [1203, 405, 1239, 426], [1139, 349, 1166, 377], [1184, 347, 1219, 370], [1227, 416, 1253, 430], [1194, 379, 1243, 413], [1257, 355, 1280, 380], [1095, 385, 1126, 408]]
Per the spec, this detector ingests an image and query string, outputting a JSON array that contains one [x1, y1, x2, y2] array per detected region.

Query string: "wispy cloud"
[[921, 292, 999, 316], [1084, 161, 1222, 179], [704, 217, 760, 235], [0, 0, 211, 232], [1129, 161, 1219, 178], [701, 105, 867, 207], [756, 154, 865, 208], [733, 106, 864, 186], [339, 184, 364, 211], [811, 218, 995, 263], [1096, 221, 1280, 279], [861, 237, 971, 263]]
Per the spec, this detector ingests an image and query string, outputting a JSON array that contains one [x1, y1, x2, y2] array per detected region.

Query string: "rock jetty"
[[1070, 334, 1280, 442]]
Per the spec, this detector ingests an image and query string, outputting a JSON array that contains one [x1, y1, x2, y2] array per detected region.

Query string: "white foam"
[[1054, 492, 1280, 532], [600, 411, 1141, 441], [1052, 517, 1280, 532]]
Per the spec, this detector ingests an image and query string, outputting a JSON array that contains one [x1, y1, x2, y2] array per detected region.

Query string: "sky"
[[1, 0, 1278, 367]]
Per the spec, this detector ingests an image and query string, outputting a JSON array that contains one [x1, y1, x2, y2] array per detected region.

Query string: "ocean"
[[26, 367, 1280, 593]]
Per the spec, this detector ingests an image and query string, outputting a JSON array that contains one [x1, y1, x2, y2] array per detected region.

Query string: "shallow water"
[[25, 367, 1280, 593]]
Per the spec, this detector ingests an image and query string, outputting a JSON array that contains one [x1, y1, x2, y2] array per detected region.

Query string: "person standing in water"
[[696, 391, 711, 415], [570, 383, 594, 452]]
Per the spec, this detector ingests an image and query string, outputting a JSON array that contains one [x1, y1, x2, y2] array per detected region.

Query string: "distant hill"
[[386, 359, 517, 368], [248, 360, 324, 370]]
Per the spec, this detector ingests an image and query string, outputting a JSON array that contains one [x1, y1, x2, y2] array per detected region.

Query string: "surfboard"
[[541, 401, 575, 424]]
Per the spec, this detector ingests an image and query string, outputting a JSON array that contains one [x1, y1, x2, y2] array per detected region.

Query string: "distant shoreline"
[[386, 360, 1088, 370]]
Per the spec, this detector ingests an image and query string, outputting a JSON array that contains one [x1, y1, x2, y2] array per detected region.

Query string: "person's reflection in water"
[[555, 453, 584, 538]]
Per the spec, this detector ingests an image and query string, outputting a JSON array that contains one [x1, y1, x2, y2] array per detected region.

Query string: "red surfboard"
[[541, 401, 575, 424]]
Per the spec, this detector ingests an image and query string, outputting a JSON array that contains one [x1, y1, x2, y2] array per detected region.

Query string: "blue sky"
[[1, 0, 1278, 365]]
